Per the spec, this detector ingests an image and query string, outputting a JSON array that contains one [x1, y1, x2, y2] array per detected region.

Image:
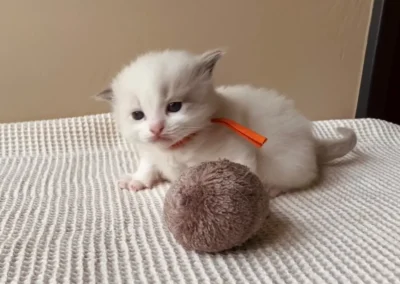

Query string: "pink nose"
[[149, 122, 165, 135]]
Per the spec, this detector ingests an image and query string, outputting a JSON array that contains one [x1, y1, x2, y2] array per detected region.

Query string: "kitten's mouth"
[[150, 132, 200, 149], [151, 136, 172, 143]]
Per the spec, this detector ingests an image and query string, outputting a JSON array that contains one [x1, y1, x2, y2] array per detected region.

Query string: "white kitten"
[[96, 49, 357, 197]]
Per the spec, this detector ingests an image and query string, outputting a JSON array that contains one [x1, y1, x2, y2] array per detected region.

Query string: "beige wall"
[[0, 1, 372, 123]]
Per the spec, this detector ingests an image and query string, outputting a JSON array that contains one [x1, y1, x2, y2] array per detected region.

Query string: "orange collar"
[[169, 133, 198, 150], [168, 118, 267, 150]]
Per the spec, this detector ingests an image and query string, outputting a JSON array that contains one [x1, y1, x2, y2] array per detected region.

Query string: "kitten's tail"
[[316, 127, 357, 163]]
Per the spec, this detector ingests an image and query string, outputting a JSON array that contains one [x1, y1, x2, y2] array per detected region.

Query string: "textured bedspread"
[[0, 114, 399, 283]]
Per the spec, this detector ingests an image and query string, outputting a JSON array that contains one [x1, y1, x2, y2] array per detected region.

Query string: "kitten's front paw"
[[118, 175, 146, 191], [268, 188, 283, 198], [268, 187, 292, 198]]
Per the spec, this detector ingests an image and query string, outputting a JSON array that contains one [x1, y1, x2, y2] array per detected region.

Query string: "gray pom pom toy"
[[164, 159, 270, 253]]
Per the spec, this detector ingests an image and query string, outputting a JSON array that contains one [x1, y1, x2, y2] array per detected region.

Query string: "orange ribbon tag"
[[211, 118, 267, 148]]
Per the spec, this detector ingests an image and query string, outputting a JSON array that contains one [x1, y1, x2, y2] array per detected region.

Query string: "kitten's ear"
[[94, 87, 113, 102], [195, 49, 225, 79]]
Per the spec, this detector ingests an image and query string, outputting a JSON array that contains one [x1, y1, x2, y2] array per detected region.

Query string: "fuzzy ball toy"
[[164, 159, 270, 253]]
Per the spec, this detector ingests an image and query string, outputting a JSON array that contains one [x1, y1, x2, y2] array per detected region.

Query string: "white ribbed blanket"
[[0, 114, 399, 284]]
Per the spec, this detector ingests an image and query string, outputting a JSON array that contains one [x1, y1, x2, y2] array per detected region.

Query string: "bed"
[[0, 113, 399, 283]]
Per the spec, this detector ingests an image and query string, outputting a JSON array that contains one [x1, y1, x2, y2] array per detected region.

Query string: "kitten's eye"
[[132, 111, 145, 120], [167, 102, 182, 113]]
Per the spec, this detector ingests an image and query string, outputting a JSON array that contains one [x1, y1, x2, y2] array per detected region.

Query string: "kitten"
[[95, 49, 357, 197]]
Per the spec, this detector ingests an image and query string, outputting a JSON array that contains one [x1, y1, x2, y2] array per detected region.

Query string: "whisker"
[[164, 123, 214, 139], [169, 127, 203, 131], [166, 126, 204, 132]]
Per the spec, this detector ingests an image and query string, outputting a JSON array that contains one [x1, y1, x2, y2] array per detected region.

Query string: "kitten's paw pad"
[[118, 176, 146, 191], [127, 180, 146, 191]]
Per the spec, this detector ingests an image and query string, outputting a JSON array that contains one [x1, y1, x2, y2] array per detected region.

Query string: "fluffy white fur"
[[96, 49, 357, 197]]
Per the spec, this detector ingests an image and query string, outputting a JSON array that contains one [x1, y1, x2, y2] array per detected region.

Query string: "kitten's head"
[[96, 49, 224, 148]]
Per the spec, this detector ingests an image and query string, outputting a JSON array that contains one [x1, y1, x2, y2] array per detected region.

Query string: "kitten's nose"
[[149, 122, 165, 136]]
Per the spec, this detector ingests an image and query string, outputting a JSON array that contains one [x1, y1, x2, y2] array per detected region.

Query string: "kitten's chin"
[[143, 135, 192, 150], [142, 137, 174, 149]]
